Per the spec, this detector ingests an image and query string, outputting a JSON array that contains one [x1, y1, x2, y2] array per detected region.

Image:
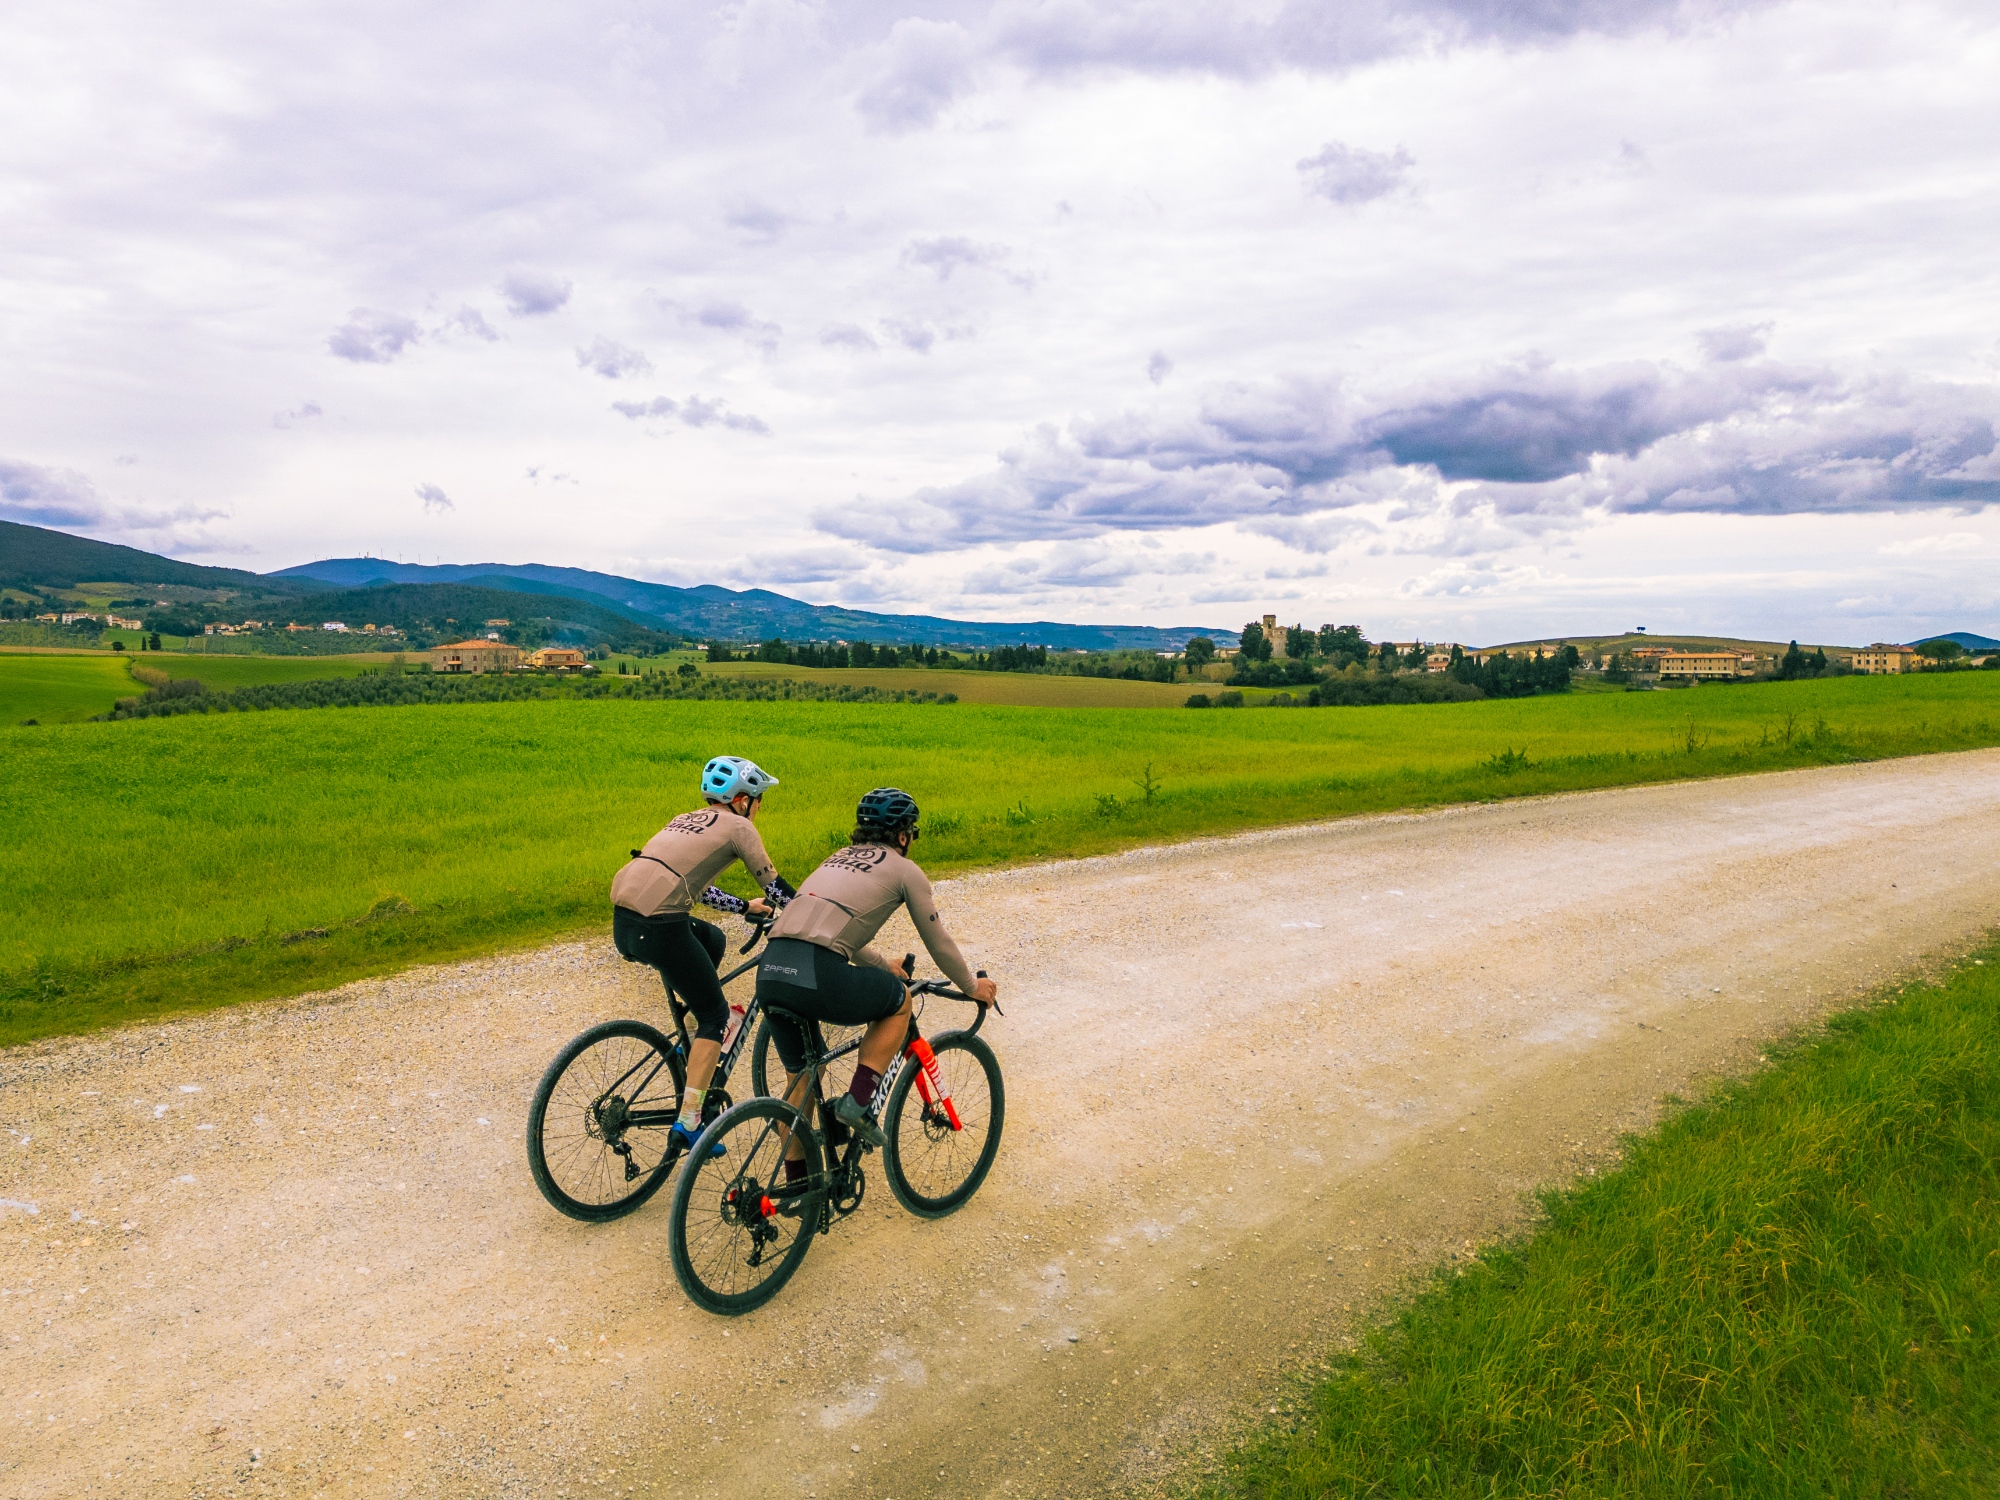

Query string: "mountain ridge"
[[272, 556, 1233, 650]]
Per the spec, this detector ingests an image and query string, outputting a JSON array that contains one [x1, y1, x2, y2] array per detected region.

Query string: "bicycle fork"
[[873, 1036, 963, 1132]]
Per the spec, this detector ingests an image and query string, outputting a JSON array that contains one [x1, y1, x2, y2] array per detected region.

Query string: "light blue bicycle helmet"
[[701, 755, 778, 802]]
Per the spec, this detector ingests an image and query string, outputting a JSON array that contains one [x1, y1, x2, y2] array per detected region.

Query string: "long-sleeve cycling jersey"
[[610, 805, 788, 918], [766, 842, 977, 992]]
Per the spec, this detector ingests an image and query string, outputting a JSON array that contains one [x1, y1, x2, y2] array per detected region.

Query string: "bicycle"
[[525, 915, 864, 1222], [666, 971, 1005, 1315]]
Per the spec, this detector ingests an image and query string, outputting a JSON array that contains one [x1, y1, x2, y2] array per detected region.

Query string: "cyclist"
[[611, 755, 794, 1156], [755, 787, 998, 1157]]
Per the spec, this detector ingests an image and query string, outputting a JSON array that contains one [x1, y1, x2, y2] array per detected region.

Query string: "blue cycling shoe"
[[670, 1118, 725, 1159]]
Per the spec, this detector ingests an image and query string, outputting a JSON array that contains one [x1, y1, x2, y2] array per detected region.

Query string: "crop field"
[[0, 649, 403, 724], [699, 658, 1231, 706], [5, 671, 1999, 1045]]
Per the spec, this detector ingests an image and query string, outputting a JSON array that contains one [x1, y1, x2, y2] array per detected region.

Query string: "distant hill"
[[296, 582, 675, 653], [0, 519, 306, 592], [274, 556, 1231, 650], [1920, 631, 2000, 651]]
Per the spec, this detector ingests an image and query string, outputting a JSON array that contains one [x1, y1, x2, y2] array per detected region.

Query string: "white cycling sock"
[[681, 1087, 706, 1128]]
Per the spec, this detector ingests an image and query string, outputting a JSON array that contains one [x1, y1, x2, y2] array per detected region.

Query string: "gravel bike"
[[666, 972, 1004, 1314], [526, 916, 795, 1222]]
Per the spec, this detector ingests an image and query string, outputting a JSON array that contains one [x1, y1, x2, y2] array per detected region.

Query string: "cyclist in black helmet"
[[756, 787, 998, 1153]]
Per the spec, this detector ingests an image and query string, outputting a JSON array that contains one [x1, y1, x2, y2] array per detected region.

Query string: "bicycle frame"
[[767, 986, 986, 1208]]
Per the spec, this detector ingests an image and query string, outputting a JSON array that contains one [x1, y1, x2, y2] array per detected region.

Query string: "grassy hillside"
[[0, 518, 269, 590], [1205, 939, 2000, 1498], [1, 650, 403, 724], [3, 672, 1998, 1046], [1, 653, 144, 724]]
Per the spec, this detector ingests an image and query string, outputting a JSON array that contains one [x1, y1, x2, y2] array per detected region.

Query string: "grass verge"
[[1205, 942, 2000, 1498]]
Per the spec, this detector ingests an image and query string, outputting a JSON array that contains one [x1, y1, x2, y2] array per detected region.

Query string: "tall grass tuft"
[[1208, 948, 2000, 1498]]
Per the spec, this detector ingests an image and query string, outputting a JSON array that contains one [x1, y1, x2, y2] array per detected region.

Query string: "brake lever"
[[738, 916, 771, 955]]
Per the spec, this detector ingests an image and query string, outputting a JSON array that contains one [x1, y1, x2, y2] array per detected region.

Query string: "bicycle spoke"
[[669, 1100, 823, 1313], [528, 1021, 685, 1221], [883, 1032, 1005, 1218]]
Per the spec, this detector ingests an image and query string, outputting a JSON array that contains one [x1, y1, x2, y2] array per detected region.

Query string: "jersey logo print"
[[666, 810, 722, 835], [823, 846, 890, 874]]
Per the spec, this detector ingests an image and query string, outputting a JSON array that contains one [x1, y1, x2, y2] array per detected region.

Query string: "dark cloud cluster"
[[2, 455, 225, 543], [816, 357, 2000, 553], [439, 306, 500, 342], [611, 395, 769, 434], [1296, 141, 1414, 204], [901, 235, 1010, 280], [1, 457, 105, 528], [500, 271, 572, 317], [327, 309, 420, 364], [854, 0, 1737, 129], [576, 338, 653, 379], [687, 300, 782, 352]]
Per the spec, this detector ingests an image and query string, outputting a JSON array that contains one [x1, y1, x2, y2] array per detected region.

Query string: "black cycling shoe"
[[832, 1092, 886, 1148]]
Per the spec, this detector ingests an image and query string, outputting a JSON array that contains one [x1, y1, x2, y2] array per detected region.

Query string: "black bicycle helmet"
[[855, 786, 920, 834]]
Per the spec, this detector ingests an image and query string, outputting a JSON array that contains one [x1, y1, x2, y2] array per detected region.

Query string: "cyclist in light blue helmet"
[[610, 755, 794, 1157]]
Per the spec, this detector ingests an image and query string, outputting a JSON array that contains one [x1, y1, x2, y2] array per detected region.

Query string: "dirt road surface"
[[7, 752, 2000, 1500]]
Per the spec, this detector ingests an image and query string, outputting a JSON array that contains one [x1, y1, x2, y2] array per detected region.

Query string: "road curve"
[[5, 750, 2000, 1500]]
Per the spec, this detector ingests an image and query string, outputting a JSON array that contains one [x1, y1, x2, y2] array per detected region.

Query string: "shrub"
[[1215, 691, 1245, 707], [1185, 693, 1212, 708]]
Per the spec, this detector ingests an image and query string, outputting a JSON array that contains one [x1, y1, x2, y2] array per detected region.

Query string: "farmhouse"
[[1657, 650, 1754, 680], [525, 646, 590, 671], [1850, 644, 1917, 674], [430, 641, 522, 673]]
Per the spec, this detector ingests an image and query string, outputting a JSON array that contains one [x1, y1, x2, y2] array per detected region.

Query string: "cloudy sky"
[[4, 0, 1997, 643]]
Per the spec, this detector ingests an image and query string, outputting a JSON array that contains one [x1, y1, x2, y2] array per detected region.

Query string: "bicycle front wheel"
[[668, 1098, 826, 1315], [749, 1014, 865, 1102], [883, 1031, 1005, 1219], [527, 1020, 685, 1222]]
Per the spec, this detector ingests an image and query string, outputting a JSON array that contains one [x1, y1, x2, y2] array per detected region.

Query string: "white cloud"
[[3, 0, 1998, 647], [1880, 531, 1981, 556], [416, 483, 453, 513]]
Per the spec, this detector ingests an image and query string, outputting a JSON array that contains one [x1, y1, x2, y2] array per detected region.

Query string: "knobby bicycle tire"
[[527, 1019, 686, 1223], [882, 1030, 1004, 1219], [668, 1097, 826, 1315]]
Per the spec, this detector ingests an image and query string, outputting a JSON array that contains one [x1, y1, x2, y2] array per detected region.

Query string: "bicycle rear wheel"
[[527, 1020, 685, 1222], [749, 1014, 865, 1102], [882, 1031, 1004, 1219], [668, 1098, 826, 1315]]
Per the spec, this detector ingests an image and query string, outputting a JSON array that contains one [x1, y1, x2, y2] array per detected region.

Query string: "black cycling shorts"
[[612, 906, 729, 1042], [754, 938, 906, 1075]]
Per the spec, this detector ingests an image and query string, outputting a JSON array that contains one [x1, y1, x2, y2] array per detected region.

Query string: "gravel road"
[[7, 751, 2000, 1500]]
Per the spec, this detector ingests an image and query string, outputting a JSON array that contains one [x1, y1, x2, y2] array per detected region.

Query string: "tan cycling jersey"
[[767, 842, 977, 992], [610, 806, 777, 917]]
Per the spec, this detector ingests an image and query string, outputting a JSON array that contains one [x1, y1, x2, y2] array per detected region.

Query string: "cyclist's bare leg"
[[779, 1069, 819, 1178], [683, 1039, 722, 1113], [856, 988, 914, 1074]]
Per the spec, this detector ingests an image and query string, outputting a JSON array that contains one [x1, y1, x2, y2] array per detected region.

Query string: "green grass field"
[[4, 672, 1998, 1046], [0, 652, 145, 724], [0, 649, 405, 724], [1205, 939, 2000, 1498]]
